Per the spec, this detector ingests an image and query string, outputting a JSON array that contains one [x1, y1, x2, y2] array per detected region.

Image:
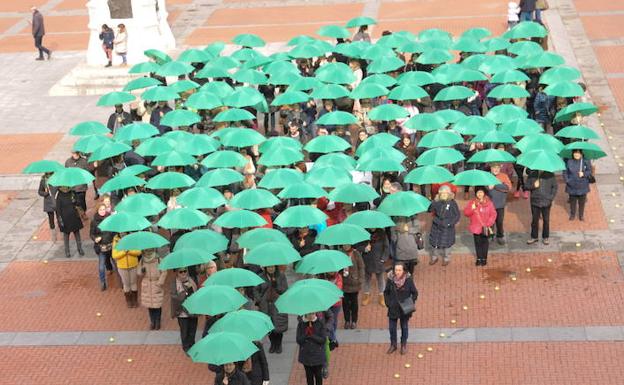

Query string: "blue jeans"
[[534, 9, 542, 22], [520, 11, 533, 21], [329, 304, 341, 342], [389, 315, 410, 345], [98, 253, 107, 285]]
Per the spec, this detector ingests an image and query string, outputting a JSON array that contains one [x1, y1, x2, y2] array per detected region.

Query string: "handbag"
[[398, 296, 415, 315], [415, 232, 424, 250], [581, 160, 595, 184], [536, 0, 549, 10], [482, 226, 494, 238]]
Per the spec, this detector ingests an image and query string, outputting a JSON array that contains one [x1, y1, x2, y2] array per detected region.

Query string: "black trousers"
[[268, 331, 283, 348], [495, 208, 505, 238], [148, 308, 162, 323], [303, 364, 323, 385], [342, 292, 359, 323], [473, 234, 489, 263], [47, 211, 55, 229], [34, 35, 50, 58], [569, 194, 587, 219], [74, 191, 87, 212], [177, 317, 198, 352], [514, 165, 526, 191], [530, 205, 551, 239]]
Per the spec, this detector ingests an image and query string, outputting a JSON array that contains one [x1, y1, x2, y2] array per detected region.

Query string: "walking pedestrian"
[[55, 186, 84, 258], [31, 7, 51, 60], [112, 233, 141, 307], [99, 24, 115, 67], [390, 215, 420, 275], [170, 268, 199, 353], [138, 248, 167, 330], [113, 24, 128, 66], [464, 187, 497, 266], [90, 204, 113, 290], [215, 362, 251, 385], [428, 185, 461, 266], [535, 0, 548, 23], [564, 149, 592, 221], [383, 262, 418, 355], [38, 172, 57, 242], [64, 152, 89, 217], [361, 228, 388, 307], [487, 163, 512, 245], [507, 2, 520, 30], [107, 105, 132, 135], [253, 266, 288, 354], [518, 0, 536, 21], [526, 170, 558, 245], [341, 244, 364, 330], [296, 313, 327, 385]]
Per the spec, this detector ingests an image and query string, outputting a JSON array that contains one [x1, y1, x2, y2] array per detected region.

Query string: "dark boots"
[[148, 308, 162, 330], [131, 291, 139, 308], [386, 343, 397, 354], [274, 332, 283, 354], [124, 292, 133, 308], [400, 343, 407, 355], [75, 231, 84, 256], [63, 233, 71, 258]]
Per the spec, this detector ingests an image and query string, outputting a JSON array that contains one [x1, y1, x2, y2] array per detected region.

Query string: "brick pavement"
[[0, 134, 64, 175]]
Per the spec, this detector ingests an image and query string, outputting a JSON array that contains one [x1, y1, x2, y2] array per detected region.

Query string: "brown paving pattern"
[[607, 78, 624, 113], [19, 15, 88, 34], [373, 16, 507, 38], [0, 18, 20, 34], [0, 134, 63, 174], [574, 0, 624, 12], [290, 342, 624, 385], [581, 15, 624, 40], [594, 45, 624, 73], [379, 0, 504, 19], [0, 0, 46, 13], [0, 33, 89, 52], [188, 24, 330, 45], [53, 0, 89, 11], [206, 4, 364, 26]]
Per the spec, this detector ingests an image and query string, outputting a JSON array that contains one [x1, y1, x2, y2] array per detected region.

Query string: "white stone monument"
[[86, 0, 175, 66]]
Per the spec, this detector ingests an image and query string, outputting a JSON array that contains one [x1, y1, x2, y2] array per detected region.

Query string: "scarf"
[[391, 271, 407, 289]]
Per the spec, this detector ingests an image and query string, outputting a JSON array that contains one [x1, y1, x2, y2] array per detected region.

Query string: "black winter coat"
[[383, 273, 418, 320], [428, 199, 461, 249], [526, 171, 558, 207], [38, 176, 56, 213], [245, 341, 270, 385], [90, 212, 113, 254], [290, 231, 318, 256], [214, 368, 251, 385], [55, 190, 83, 234], [106, 111, 132, 132], [362, 231, 389, 274], [296, 318, 327, 366], [253, 271, 289, 333]]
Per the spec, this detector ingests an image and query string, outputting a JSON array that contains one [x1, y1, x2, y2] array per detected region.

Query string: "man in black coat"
[[526, 170, 558, 245], [214, 362, 251, 385], [150, 101, 173, 134], [106, 104, 132, 135], [31, 7, 51, 60]]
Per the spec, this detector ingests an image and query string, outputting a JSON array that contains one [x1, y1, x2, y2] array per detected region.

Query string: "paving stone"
[[75, 331, 114, 345], [144, 331, 180, 345], [585, 326, 624, 341], [42, 332, 82, 345], [11, 332, 49, 346], [511, 327, 550, 342], [112, 331, 148, 345], [547, 327, 587, 341], [475, 328, 513, 342], [0, 332, 16, 345]]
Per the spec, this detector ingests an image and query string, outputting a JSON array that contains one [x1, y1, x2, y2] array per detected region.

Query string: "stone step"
[[49, 62, 140, 97]]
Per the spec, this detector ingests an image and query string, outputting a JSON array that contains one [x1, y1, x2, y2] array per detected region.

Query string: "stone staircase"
[[48, 63, 140, 96]]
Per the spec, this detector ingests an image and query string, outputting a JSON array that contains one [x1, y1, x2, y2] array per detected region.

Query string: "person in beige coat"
[[138, 249, 167, 330]]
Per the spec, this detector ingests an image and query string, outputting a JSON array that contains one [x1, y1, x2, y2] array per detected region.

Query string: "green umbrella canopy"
[[314, 152, 356, 171], [433, 65, 487, 84], [183, 285, 248, 316], [361, 74, 397, 88], [487, 84, 530, 99], [278, 182, 327, 199], [143, 48, 172, 64], [230, 188, 280, 210], [499, 118, 544, 137], [244, 242, 302, 266], [471, 129, 516, 144], [114, 231, 169, 251], [417, 130, 463, 148], [504, 21, 548, 39], [355, 133, 400, 156], [346, 16, 377, 28], [419, 28, 452, 42], [179, 134, 221, 156], [507, 40, 544, 56], [287, 34, 316, 46], [263, 59, 299, 76], [258, 147, 304, 167], [231, 47, 264, 62], [356, 157, 405, 173], [433, 85, 475, 102], [367, 56, 405, 74], [310, 84, 350, 100], [368, 104, 409, 121], [485, 104, 528, 124], [315, 62, 356, 84], [178, 48, 211, 63], [201, 150, 248, 168], [188, 331, 259, 365], [23, 160, 63, 174], [237, 228, 291, 249], [195, 64, 230, 79], [304, 135, 351, 154], [97, 91, 135, 107], [343, 210, 395, 228], [517, 51, 565, 69], [540, 65, 581, 85], [223, 88, 266, 109], [288, 43, 325, 59], [113, 122, 159, 142], [204, 41, 225, 57], [318, 24, 351, 39], [48, 167, 95, 187], [435, 109, 467, 124], [155, 61, 194, 77], [554, 102, 598, 123], [560, 141, 606, 160], [174, 229, 228, 253], [161, 110, 201, 127], [268, 71, 302, 87], [483, 37, 511, 52], [69, 121, 110, 136], [232, 33, 266, 47], [159, 249, 216, 270], [185, 92, 223, 110], [217, 128, 265, 148], [404, 165, 454, 185], [291, 277, 342, 296], [123, 76, 161, 92], [276, 280, 343, 315], [135, 137, 175, 157], [452, 38, 486, 53], [350, 83, 390, 99], [115, 193, 166, 216], [204, 267, 264, 288], [467, 149, 516, 164], [157, 207, 211, 230], [555, 125, 599, 140], [98, 212, 151, 232], [117, 165, 152, 176], [453, 169, 500, 186], [145, 171, 196, 190], [141, 86, 179, 102], [274, 205, 328, 228], [388, 84, 428, 101], [289, 76, 322, 92], [516, 133, 564, 153], [376, 33, 411, 49], [88, 141, 131, 162], [315, 111, 358, 126], [257, 168, 304, 189], [305, 166, 353, 188], [177, 187, 226, 209], [491, 69, 530, 84], [271, 91, 311, 106], [377, 191, 431, 217], [415, 49, 453, 65], [517, 149, 566, 172], [315, 223, 370, 246], [451, 115, 495, 136], [461, 27, 492, 40], [328, 182, 379, 203], [209, 56, 242, 70], [404, 113, 448, 132], [209, 310, 274, 341], [259, 136, 304, 153], [213, 108, 256, 123], [544, 82, 584, 98], [214, 209, 267, 229], [295, 250, 353, 275], [99, 175, 145, 194], [396, 71, 436, 86], [478, 54, 517, 74], [416, 147, 465, 166], [129, 61, 160, 74]]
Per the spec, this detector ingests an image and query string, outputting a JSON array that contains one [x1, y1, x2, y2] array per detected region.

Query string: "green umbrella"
[[88, 141, 131, 162], [183, 285, 248, 316], [517, 149, 566, 172], [204, 267, 264, 288], [560, 141, 606, 160], [487, 84, 529, 99], [419, 28, 452, 42], [471, 130, 516, 144], [416, 147, 464, 166], [114, 231, 169, 251], [209, 56, 242, 70], [123, 77, 161, 92], [161, 110, 201, 127], [118, 164, 153, 178], [258, 168, 304, 189], [404, 165, 454, 184], [188, 331, 259, 365], [315, 62, 356, 84], [291, 277, 342, 296], [218, 128, 265, 148], [554, 102, 598, 123], [69, 121, 110, 136], [499, 118, 544, 136], [129, 61, 160, 74], [202, 150, 248, 168], [141, 86, 179, 102], [232, 47, 263, 62], [135, 137, 175, 157], [290, 77, 322, 92], [318, 25, 350, 39], [276, 280, 342, 315], [467, 149, 516, 164], [343, 210, 395, 228], [416, 49, 453, 65], [232, 33, 265, 47], [237, 228, 291, 249], [177, 187, 226, 209], [315, 153, 356, 171], [271, 91, 310, 106], [178, 48, 210, 63], [491, 70, 530, 84], [328, 182, 379, 203], [461, 27, 492, 40], [350, 83, 389, 99], [259, 136, 304, 153], [268, 71, 302, 86], [48, 167, 94, 187], [358, 146, 406, 164], [485, 104, 528, 124], [264, 60, 299, 76], [196, 64, 230, 79], [274, 205, 328, 228], [115, 193, 165, 216], [516, 133, 564, 153], [544, 82, 584, 98], [404, 113, 447, 132], [157, 207, 211, 230], [295, 250, 353, 275], [23, 160, 63, 174], [355, 133, 400, 156], [504, 21, 547, 39], [368, 104, 409, 121], [185, 92, 222, 110], [452, 38, 486, 53], [434, 65, 487, 84], [361, 74, 397, 88], [315, 223, 370, 246], [179, 134, 220, 156], [174, 229, 228, 253], [244, 242, 301, 266], [97, 91, 135, 107], [357, 157, 405, 172], [311, 84, 350, 100], [516, 51, 564, 69], [540, 65, 581, 85], [367, 56, 405, 74], [99, 175, 145, 194], [452, 115, 495, 136], [478, 55, 517, 74], [316, 111, 358, 126], [98, 212, 151, 232], [151, 150, 197, 167], [418, 130, 463, 148], [155, 60, 194, 77], [204, 41, 226, 57], [145, 171, 196, 190], [159, 249, 216, 270], [230, 188, 280, 210], [278, 182, 327, 199], [289, 43, 325, 59], [555, 125, 599, 140], [483, 37, 511, 52], [388, 84, 428, 101], [209, 310, 273, 341], [144, 49, 172, 64], [231, 69, 267, 85], [304, 135, 351, 154], [435, 109, 467, 124], [433, 85, 474, 102], [213, 108, 256, 123], [453, 169, 500, 186], [378, 191, 431, 217], [214, 210, 267, 229], [346, 16, 377, 28], [113, 122, 159, 142], [397, 71, 436, 86], [305, 166, 352, 188], [507, 41, 543, 56], [258, 147, 304, 167], [223, 87, 266, 109], [287, 35, 316, 46]]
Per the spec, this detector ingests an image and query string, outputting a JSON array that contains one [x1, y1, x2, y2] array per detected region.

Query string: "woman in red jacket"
[[464, 186, 497, 266]]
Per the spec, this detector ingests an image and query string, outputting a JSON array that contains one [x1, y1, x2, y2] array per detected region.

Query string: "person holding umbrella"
[[112, 233, 141, 307], [428, 185, 461, 266], [361, 228, 389, 306], [38, 172, 57, 242], [464, 187, 497, 266], [64, 151, 90, 218], [90, 203, 113, 290], [107, 104, 132, 134], [55, 186, 84, 258], [215, 362, 251, 385], [340, 243, 365, 330], [170, 267, 199, 353], [242, 340, 270, 385], [138, 248, 167, 330], [296, 312, 327, 385], [526, 170, 558, 245], [254, 265, 288, 354], [564, 149, 592, 221], [487, 163, 512, 245], [383, 262, 418, 355]]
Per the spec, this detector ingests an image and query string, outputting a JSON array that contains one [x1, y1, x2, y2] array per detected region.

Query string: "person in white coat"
[[114, 23, 128, 65]]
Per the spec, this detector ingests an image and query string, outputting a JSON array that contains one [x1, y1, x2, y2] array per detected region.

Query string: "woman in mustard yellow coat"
[[112, 233, 141, 307]]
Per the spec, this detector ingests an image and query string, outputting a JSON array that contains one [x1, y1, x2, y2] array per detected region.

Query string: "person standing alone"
[[31, 7, 51, 61]]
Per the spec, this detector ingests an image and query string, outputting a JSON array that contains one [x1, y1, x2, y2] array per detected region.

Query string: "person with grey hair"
[[30, 6, 51, 60], [428, 185, 461, 266]]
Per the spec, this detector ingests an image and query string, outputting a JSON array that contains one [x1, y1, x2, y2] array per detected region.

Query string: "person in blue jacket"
[[564, 149, 592, 221]]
